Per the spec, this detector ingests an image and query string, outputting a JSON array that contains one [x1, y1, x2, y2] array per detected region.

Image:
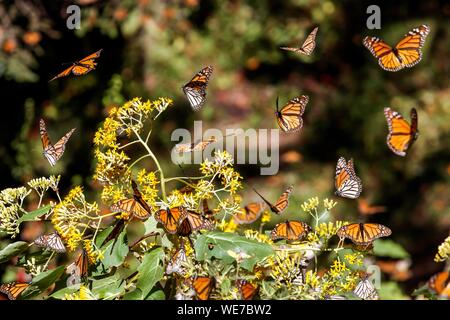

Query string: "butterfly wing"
[[49, 65, 75, 82], [34, 232, 66, 253], [337, 223, 391, 245], [155, 207, 187, 234], [428, 272, 449, 294], [182, 65, 213, 111], [0, 282, 30, 300], [300, 26, 318, 55], [384, 107, 415, 156], [45, 127, 75, 165], [79, 49, 103, 63], [233, 202, 266, 224], [192, 277, 214, 300], [354, 278, 379, 300], [178, 210, 215, 236], [335, 157, 362, 199], [273, 186, 293, 214], [237, 280, 258, 300], [271, 220, 310, 241], [363, 36, 401, 71], [166, 243, 188, 275], [394, 25, 430, 69], [276, 95, 309, 132]]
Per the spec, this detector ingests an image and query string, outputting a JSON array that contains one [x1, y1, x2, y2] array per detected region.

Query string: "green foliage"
[[373, 240, 410, 259], [0, 241, 29, 263]]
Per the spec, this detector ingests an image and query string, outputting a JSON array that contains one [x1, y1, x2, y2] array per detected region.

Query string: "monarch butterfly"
[[102, 218, 127, 246], [33, 232, 66, 253], [253, 186, 293, 214], [353, 276, 379, 300], [428, 271, 450, 297], [192, 276, 214, 300], [0, 282, 30, 300], [384, 107, 419, 157], [166, 241, 188, 276], [280, 26, 318, 56], [66, 249, 89, 285], [363, 25, 430, 72], [39, 119, 76, 166], [337, 223, 392, 246], [49, 49, 103, 81], [177, 210, 215, 237], [182, 65, 213, 111], [111, 181, 152, 220], [233, 202, 266, 224], [271, 220, 311, 241], [357, 198, 386, 216], [201, 199, 216, 220], [175, 137, 216, 153], [236, 280, 258, 300], [275, 95, 309, 133], [334, 157, 362, 199], [154, 206, 187, 234]]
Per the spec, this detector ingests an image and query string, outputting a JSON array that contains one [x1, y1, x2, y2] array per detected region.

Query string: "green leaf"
[[17, 250, 52, 266], [17, 205, 51, 224], [49, 285, 81, 299], [130, 247, 165, 299], [373, 239, 410, 259], [146, 289, 165, 300], [0, 241, 29, 263], [100, 228, 129, 268], [91, 274, 125, 300], [21, 266, 65, 299], [379, 281, 409, 300], [195, 231, 274, 271]]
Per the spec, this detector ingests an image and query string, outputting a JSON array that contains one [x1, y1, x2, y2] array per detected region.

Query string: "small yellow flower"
[[261, 210, 271, 223], [301, 197, 319, 212], [323, 198, 337, 211], [435, 235, 450, 262]]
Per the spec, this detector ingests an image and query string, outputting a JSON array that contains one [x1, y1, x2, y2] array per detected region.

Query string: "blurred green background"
[[0, 0, 449, 298]]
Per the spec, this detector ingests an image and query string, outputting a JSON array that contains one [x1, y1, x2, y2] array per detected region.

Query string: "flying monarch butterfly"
[[66, 249, 89, 285], [154, 206, 187, 234], [49, 49, 103, 81], [363, 25, 430, 72], [175, 137, 216, 153], [33, 232, 66, 253], [233, 202, 266, 224], [353, 276, 379, 300], [280, 26, 319, 56], [182, 65, 213, 111], [236, 280, 258, 300], [334, 157, 362, 199], [177, 210, 215, 236], [384, 107, 419, 157], [39, 119, 76, 166], [166, 241, 188, 276], [357, 198, 386, 216], [0, 282, 30, 300], [428, 271, 450, 298], [111, 180, 153, 220], [337, 223, 392, 246], [192, 276, 214, 300], [271, 220, 311, 241], [275, 95, 309, 133], [253, 186, 293, 214]]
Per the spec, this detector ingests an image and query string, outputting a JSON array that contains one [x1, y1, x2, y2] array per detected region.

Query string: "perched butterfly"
[[66, 249, 89, 285], [280, 26, 318, 56], [337, 223, 392, 246], [155, 207, 187, 234], [49, 49, 103, 81], [33, 232, 66, 253], [192, 276, 214, 300], [334, 157, 362, 199], [0, 282, 30, 300], [353, 276, 379, 300], [271, 220, 311, 241], [102, 219, 126, 246], [357, 198, 386, 216], [253, 186, 293, 214], [428, 271, 450, 298], [166, 241, 188, 276], [363, 25, 430, 72], [111, 181, 152, 220], [275, 95, 309, 133], [39, 119, 76, 166], [177, 210, 215, 236], [233, 202, 266, 224], [236, 280, 258, 300], [384, 107, 419, 157], [175, 137, 216, 153], [182, 65, 213, 111]]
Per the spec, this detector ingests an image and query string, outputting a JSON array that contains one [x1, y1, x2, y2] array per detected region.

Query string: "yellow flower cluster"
[[319, 257, 360, 296], [301, 197, 319, 212], [0, 186, 31, 237], [93, 117, 121, 149], [270, 251, 307, 289], [136, 169, 159, 207], [243, 229, 272, 244], [434, 235, 450, 262], [51, 186, 99, 251], [28, 175, 61, 195], [217, 218, 238, 233], [94, 149, 130, 185], [83, 240, 104, 264], [64, 285, 96, 300]]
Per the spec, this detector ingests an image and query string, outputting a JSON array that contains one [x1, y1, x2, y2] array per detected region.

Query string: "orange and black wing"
[[334, 157, 362, 199], [271, 220, 310, 241], [110, 181, 152, 219], [237, 280, 258, 300], [337, 223, 391, 246], [182, 65, 213, 111], [49, 49, 102, 81], [233, 202, 266, 224], [253, 186, 292, 214], [384, 107, 418, 156], [155, 207, 187, 234], [49, 65, 76, 82], [275, 95, 309, 132], [280, 26, 318, 56], [192, 277, 214, 300], [428, 271, 449, 295], [0, 282, 30, 300], [178, 210, 215, 236]]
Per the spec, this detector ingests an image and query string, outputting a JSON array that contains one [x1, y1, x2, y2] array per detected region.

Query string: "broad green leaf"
[[195, 231, 274, 271], [379, 281, 409, 300], [100, 228, 129, 268], [17, 250, 52, 266], [17, 205, 51, 224], [133, 247, 165, 299], [373, 239, 409, 259], [0, 241, 29, 263], [123, 288, 143, 300], [146, 289, 165, 300], [91, 274, 125, 300], [49, 285, 81, 299], [143, 216, 171, 249], [21, 266, 65, 299]]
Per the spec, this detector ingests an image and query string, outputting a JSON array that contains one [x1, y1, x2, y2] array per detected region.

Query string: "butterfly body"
[[337, 223, 392, 246], [363, 25, 430, 72], [384, 107, 418, 156], [111, 181, 153, 220], [49, 49, 103, 81], [271, 220, 310, 241], [39, 119, 76, 166], [182, 66, 213, 111], [334, 157, 362, 199], [155, 207, 188, 234]]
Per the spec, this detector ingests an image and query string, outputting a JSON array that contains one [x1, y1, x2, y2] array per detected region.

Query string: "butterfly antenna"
[[252, 187, 273, 208], [275, 96, 280, 112]]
